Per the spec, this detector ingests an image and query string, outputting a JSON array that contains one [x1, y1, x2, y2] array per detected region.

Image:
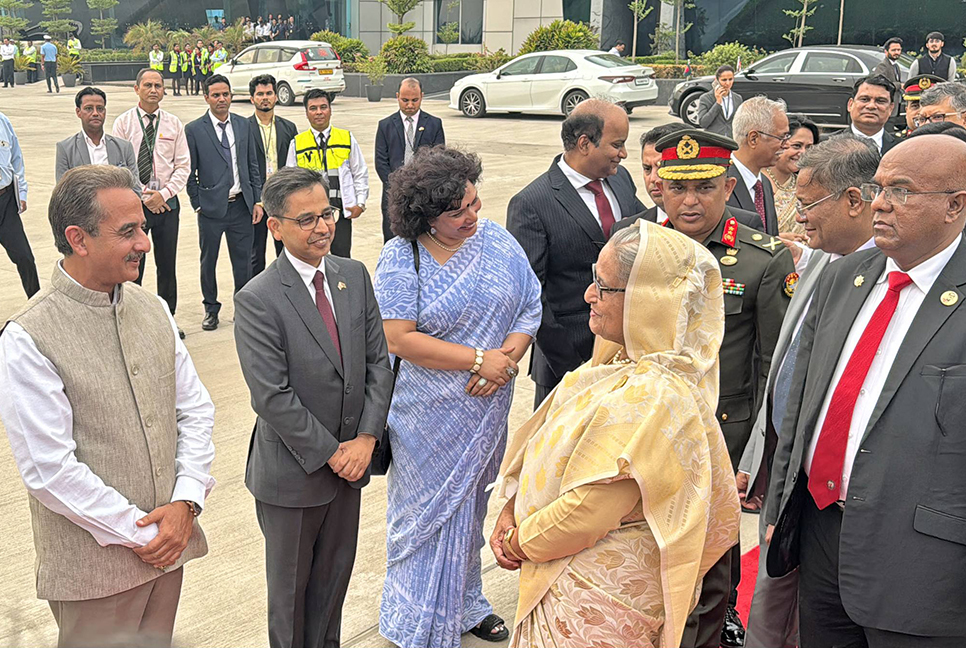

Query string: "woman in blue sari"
[[374, 146, 541, 648]]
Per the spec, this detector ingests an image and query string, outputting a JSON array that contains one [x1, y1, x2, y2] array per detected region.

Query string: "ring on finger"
[[478, 377, 488, 386], [506, 367, 518, 377]]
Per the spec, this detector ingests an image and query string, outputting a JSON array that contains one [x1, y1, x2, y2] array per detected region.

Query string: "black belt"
[[0, 183, 11, 197]]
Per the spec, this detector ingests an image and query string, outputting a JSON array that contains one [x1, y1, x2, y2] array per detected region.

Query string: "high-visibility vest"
[[199, 49, 210, 74], [293, 127, 352, 204], [211, 48, 228, 69], [180, 50, 189, 72], [149, 50, 163, 70], [67, 38, 80, 56], [23, 46, 36, 63], [168, 51, 179, 73]]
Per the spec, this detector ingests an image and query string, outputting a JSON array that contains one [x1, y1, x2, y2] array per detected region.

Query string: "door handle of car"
[[832, 77, 847, 82], [773, 77, 786, 82]]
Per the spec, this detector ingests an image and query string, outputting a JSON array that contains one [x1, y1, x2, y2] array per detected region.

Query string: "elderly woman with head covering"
[[490, 221, 741, 648]]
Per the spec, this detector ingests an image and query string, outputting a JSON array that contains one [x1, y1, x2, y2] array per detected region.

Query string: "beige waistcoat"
[[7, 266, 207, 601]]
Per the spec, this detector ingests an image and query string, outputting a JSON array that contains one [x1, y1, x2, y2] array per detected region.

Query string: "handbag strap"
[[391, 239, 420, 380]]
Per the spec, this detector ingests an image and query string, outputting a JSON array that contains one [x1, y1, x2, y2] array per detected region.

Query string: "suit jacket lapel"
[[606, 168, 634, 219], [392, 112, 405, 150], [325, 256, 352, 367], [729, 166, 753, 211], [761, 176, 778, 233], [278, 253, 345, 377], [549, 156, 605, 245], [249, 116, 265, 158], [203, 115, 229, 167], [75, 133, 92, 165], [413, 115, 425, 148]]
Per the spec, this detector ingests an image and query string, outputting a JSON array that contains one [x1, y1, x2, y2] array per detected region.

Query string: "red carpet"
[[736, 545, 760, 625]]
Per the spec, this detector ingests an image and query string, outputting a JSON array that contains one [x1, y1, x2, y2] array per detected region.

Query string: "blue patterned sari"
[[374, 219, 541, 648]]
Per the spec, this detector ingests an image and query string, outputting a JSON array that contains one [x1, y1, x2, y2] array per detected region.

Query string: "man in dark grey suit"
[[728, 96, 788, 235], [872, 38, 904, 87], [185, 74, 263, 331], [507, 99, 645, 408], [767, 134, 966, 646], [56, 88, 140, 188], [738, 136, 879, 648], [234, 166, 393, 648]]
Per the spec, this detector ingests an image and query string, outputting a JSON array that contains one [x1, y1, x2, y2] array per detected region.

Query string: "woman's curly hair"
[[388, 146, 483, 240]]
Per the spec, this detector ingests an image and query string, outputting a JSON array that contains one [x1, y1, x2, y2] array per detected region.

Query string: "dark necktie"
[[808, 271, 913, 509], [137, 113, 156, 184], [318, 132, 328, 171], [312, 271, 341, 364], [753, 179, 767, 229], [586, 180, 616, 239], [217, 121, 231, 166], [772, 323, 804, 434], [893, 63, 900, 80]]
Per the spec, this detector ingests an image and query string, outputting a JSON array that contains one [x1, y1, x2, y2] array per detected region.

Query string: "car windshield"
[[585, 54, 630, 68], [303, 46, 337, 61]]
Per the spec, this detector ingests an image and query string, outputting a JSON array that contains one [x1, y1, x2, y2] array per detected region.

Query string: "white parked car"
[[449, 49, 658, 118], [220, 40, 346, 106]]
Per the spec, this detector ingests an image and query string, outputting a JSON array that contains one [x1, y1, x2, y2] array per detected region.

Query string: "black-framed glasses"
[[915, 111, 963, 126], [757, 131, 792, 144], [273, 207, 339, 230], [794, 192, 838, 216], [860, 183, 963, 206], [592, 263, 626, 297]]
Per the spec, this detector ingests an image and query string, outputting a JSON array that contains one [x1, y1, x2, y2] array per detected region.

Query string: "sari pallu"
[[374, 219, 541, 647]]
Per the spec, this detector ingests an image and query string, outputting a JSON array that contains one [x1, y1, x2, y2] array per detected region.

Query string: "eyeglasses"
[[757, 131, 791, 144], [860, 183, 962, 206], [794, 192, 837, 216], [915, 112, 963, 126], [273, 207, 339, 230], [591, 263, 626, 297]]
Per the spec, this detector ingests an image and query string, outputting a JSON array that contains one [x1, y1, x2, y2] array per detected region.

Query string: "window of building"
[[435, 0, 483, 45], [563, 0, 591, 23]]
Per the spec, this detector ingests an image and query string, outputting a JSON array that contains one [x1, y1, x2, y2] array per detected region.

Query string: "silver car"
[[220, 40, 346, 106]]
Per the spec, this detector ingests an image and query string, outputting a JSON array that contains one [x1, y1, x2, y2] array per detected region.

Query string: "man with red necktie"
[[727, 96, 788, 236], [766, 134, 966, 647]]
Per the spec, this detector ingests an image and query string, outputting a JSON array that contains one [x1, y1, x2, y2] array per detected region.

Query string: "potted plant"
[[58, 56, 82, 87], [13, 55, 30, 86], [361, 56, 386, 102]]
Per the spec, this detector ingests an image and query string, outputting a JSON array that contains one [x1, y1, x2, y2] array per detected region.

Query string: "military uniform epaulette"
[[734, 221, 785, 256]]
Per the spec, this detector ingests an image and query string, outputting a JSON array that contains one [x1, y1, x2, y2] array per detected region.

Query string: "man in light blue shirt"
[[0, 111, 39, 297], [40, 36, 59, 94]]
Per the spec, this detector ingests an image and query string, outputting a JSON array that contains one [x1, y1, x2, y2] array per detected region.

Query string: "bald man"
[[767, 134, 966, 647], [375, 77, 445, 241], [507, 99, 646, 407]]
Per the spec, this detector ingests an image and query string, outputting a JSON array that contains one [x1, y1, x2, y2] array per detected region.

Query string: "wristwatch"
[[177, 500, 201, 517]]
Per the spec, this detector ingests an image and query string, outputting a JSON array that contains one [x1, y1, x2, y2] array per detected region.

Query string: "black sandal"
[[469, 614, 509, 642]]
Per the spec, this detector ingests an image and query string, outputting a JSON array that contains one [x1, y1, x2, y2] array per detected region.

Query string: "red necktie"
[[586, 180, 616, 239], [808, 271, 913, 509], [312, 271, 342, 364], [753, 179, 767, 229]]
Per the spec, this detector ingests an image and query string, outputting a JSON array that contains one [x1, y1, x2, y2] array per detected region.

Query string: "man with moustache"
[[234, 166, 393, 648], [113, 68, 190, 337], [656, 128, 795, 648], [738, 136, 880, 648], [845, 76, 899, 155], [507, 99, 646, 407], [374, 77, 445, 242], [56, 87, 139, 185], [248, 74, 297, 275], [185, 74, 263, 331], [908, 31, 957, 81], [728, 96, 788, 235], [0, 165, 215, 647]]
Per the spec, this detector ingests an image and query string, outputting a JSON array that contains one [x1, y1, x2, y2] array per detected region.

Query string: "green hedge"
[[80, 49, 147, 62], [518, 20, 599, 55], [649, 64, 708, 78], [310, 30, 369, 62], [429, 57, 468, 73], [380, 36, 431, 74]]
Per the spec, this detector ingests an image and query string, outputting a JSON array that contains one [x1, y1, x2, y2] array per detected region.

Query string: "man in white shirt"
[[728, 96, 789, 235], [0, 37, 17, 87], [766, 134, 966, 646], [607, 40, 625, 56], [846, 75, 898, 154], [0, 165, 215, 648], [55, 87, 139, 185]]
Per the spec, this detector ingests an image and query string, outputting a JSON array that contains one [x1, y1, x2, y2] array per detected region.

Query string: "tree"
[[783, 0, 817, 48], [436, 0, 459, 53], [378, 0, 422, 38], [659, 0, 693, 63], [87, 0, 118, 49], [628, 0, 652, 59], [0, 0, 32, 39], [122, 19, 166, 52], [39, 0, 73, 40]]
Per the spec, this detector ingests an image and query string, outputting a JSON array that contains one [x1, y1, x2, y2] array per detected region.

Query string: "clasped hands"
[[466, 346, 518, 398], [134, 501, 195, 570], [327, 433, 376, 482], [489, 498, 525, 570]]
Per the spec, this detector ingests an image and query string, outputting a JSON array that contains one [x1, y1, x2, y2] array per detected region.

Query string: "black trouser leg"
[[136, 200, 180, 314], [330, 213, 352, 258], [3, 59, 13, 87], [251, 216, 269, 277], [224, 200, 254, 294], [681, 547, 733, 648], [0, 188, 40, 297], [44, 62, 58, 91], [198, 214, 227, 315], [381, 192, 394, 242]]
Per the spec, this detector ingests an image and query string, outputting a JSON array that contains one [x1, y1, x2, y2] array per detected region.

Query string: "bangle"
[[471, 347, 484, 373], [503, 527, 524, 561]]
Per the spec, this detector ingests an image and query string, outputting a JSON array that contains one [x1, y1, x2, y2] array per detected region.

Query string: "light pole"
[[837, 0, 845, 45]]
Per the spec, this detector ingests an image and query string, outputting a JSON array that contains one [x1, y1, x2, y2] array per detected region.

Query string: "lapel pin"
[[941, 290, 958, 306], [418, 126, 425, 131], [854, 275, 865, 287], [337, 281, 346, 291]]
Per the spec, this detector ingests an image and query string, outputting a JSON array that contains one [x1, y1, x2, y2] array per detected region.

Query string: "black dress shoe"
[[202, 313, 218, 331], [721, 605, 746, 648]]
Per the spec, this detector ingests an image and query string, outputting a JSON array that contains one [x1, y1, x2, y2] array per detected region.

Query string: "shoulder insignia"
[[761, 236, 782, 252], [722, 217, 738, 247], [723, 278, 746, 296], [783, 272, 799, 297], [752, 233, 763, 241]]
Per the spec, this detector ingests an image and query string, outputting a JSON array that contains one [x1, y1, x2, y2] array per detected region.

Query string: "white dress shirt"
[[656, 206, 668, 224], [209, 110, 241, 197], [284, 249, 337, 323], [722, 93, 734, 120], [850, 124, 885, 153], [285, 126, 368, 207], [0, 44, 16, 60], [0, 264, 216, 549], [731, 155, 762, 198], [556, 157, 623, 230], [83, 131, 109, 166], [803, 234, 962, 500]]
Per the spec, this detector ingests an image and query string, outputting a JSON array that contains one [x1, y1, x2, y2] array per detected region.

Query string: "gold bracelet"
[[471, 347, 484, 373], [503, 527, 525, 562]]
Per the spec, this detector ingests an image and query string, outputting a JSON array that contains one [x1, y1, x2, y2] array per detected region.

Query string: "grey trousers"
[[745, 509, 800, 648], [48, 567, 183, 648], [256, 481, 361, 648]]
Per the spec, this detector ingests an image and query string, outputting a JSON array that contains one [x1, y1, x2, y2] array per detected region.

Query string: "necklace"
[[427, 232, 465, 253], [610, 349, 632, 365]]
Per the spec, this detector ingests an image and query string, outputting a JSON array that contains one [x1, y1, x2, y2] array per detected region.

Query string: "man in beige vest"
[[0, 165, 215, 648]]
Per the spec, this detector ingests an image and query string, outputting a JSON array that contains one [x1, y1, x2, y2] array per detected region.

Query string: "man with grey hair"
[[918, 81, 966, 128], [728, 95, 789, 235], [508, 98, 646, 407], [736, 135, 879, 648], [0, 165, 215, 647]]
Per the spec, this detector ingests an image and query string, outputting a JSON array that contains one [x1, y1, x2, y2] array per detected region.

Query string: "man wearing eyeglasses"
[[766, 133, 966, 647], [728, 96, 788, 236], [900, 74, 946, 136], [845, 75, 898, 155], [917, 81, 966, 130]]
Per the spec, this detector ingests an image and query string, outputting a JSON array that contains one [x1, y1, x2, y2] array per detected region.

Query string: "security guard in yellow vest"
[[23, 40, 37, 83], [285, 89, 369, 258], [67, 36, 81, 60], [149, 43, 164, 72], [168, 44, 182, 95]]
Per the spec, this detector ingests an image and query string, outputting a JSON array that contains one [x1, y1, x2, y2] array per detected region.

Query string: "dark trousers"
[[0, 187, 39, 298], [198, 199, 253, 315], [44, 61, 59, 91], [2, 59, 13, 87], [681, 546, 733, 647], [135, 200, 180, 314], [381, 192, 393, 242], [255, 481, 361, 648], [27, 63, 38, 83], [330, 212, 352, 258], [252, 215, 284, 276]]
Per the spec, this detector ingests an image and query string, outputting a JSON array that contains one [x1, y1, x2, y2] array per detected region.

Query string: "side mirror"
[[495, 70, 502, 79], [744, 70, 757, 80]]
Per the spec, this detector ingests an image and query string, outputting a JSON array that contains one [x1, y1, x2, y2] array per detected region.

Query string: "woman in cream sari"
[[490, 222, 741, 648]]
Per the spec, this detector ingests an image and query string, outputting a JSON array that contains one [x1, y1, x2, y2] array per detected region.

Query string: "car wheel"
[[680, 92, 702, 127], [460, 88, 486, 118], [563, 90, 588, 116], [277, 82, 294, 107]]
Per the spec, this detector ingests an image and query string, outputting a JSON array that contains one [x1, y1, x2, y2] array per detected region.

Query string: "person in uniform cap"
[[901, 74, 946, 135], [908, 31, 957, 81], [655, 128, 795, 648]]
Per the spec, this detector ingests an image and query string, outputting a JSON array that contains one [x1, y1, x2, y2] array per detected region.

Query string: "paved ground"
[[0, 83, 757, 647]]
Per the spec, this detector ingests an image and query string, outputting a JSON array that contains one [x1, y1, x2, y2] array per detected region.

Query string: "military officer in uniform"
[[654, 129, 795, 648], [899, 74, 945, 136]]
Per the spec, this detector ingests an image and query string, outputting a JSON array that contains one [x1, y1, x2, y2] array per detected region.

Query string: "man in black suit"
[[728, 96, 787, 235], [185, 74, 263, 331], [374, 77, 445, 241], [766, 134, 966, 647], [873, 38, 904, 87], [507, 99, 645, 408], [248, 73, 297, 275], [845, 75, 899, 155]]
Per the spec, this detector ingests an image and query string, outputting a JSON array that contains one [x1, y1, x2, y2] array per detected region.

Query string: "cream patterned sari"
[[496, 222, 741, 648]]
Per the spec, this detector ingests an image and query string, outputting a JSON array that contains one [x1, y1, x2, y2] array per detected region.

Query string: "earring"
[[430, 227, 437, 235]]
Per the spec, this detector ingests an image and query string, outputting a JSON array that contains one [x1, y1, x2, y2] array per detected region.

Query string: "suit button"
[[344, 385, 352, 395], [721, 413, 728, 421], [343, 416, 353, 426], [145, 418, 153, 428], [155, 467, 162, 476], [132, 365, 140, 375], [792, 474, 797, 483]]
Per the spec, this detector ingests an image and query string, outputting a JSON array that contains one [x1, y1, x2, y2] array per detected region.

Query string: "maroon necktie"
[[753, 179, 767, 229], [312, 271, 341, 364], [808, 271, 913, 509], [586, 180, 616, 239]]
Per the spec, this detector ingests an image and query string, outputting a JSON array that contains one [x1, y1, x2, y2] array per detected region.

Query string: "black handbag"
[[371, 239, 419, 476]]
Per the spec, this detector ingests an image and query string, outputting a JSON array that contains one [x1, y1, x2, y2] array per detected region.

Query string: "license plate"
[[319, 68, 333, 75], [635, 77, 648, 86]]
